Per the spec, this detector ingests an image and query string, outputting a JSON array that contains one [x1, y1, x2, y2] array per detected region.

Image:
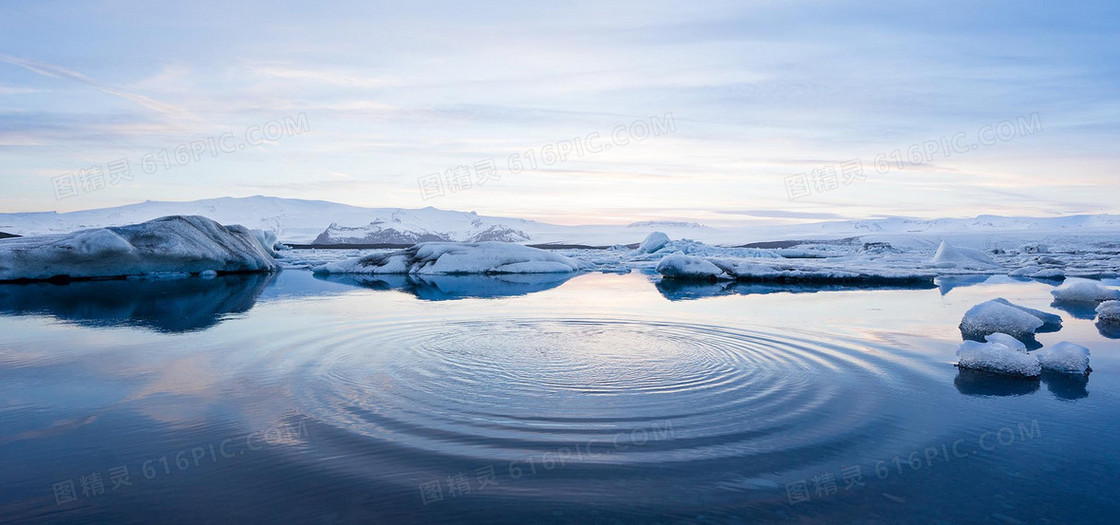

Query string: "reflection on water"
[[1041, 370, 1090, 400], [0, 271, 1118, 523], [316, 272, 575, 300], [0, 273, 275, 332], [950, 364, 1090, 400], [953, 368, 1040, 397], [655, 278, 936, 301], [1051, 299, 1101, 320], [936, 274, 995, 295], [1098, 320, 1120, 339]]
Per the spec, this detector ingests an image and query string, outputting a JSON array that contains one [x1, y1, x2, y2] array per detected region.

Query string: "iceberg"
[[959, 299, 1055, 340], [1050, 279, 1120, 302], [0, 215, 278, 282], [311, 241, 588, 275], [252, 229, 280, 256], [655, 254, 728, 280], [1096, 300, 1120, 323], [1036, 342, 1091, 375], [956, 335, 1041, 377], [636, 231, 670, 254], [930, 241, 998, 269]]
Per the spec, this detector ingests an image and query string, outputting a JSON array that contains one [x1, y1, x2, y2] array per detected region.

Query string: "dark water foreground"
[[0, 271, 1117, 524]]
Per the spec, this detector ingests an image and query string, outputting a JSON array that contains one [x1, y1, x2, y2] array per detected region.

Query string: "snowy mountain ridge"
[[1, 196, 1119, 245], [312, 219, 531, 244]]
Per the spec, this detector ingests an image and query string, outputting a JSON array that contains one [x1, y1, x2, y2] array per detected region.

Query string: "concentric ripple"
[[280, 317, 936, 471]]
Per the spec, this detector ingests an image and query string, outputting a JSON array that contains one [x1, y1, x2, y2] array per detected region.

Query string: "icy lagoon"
[[0, 270, 1118, 524]]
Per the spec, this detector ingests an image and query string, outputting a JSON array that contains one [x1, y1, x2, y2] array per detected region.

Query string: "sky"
[[0, 0, 1117, 226]]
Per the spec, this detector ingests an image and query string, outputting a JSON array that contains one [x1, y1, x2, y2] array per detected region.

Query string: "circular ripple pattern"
[[286, 317, 929, 467]]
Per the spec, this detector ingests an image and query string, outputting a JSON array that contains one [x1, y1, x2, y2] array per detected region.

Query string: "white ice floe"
[[990, 298, 1063, 332], [636, 232, 670, 254], [0, 215, 278, 282], [630, 240, 781, 262], [1036, 342, 1091, 374], [647, 235, 933, 284], [653, 252, 934, 284], [1029, 268, 1065, 279], [959, 299, 1051, 340], [1008, 266, 1065, 279], [1050, 278, 1120, 302], [312, 241, 588, 275], [655, 254, 728, 280], [1096, 300, 1120, 323], [983, 332, 1028, 352], [930, 241, 998, 269], [956, 335, 1041, 377]]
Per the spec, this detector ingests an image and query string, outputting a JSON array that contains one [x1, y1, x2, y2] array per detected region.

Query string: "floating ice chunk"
[[636, 232, 670, 254], [0, 215, 278, 282], [1008, 266, 1042, 277], [656, 254, 728, 280], [1030, 268, 1065, 279], [312, 242, 588, 275], [707, 259, 783, 279], [984, 332, 1027, 352], [959, 299, 1045, 340], [652, 254, 934, 285], [1036, 342, 1090, 375], [930, 241, 998, 269], [956, 339, 1041, 377], [990, 298, 1063, 332], [1096, 300, 1120, 323], [1050, 279, 1120, 302]]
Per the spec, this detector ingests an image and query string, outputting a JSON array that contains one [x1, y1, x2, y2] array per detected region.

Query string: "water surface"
[[1, 271, 1117, 524]]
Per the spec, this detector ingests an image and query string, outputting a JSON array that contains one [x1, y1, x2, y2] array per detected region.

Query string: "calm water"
[[1, 270, 1118, 524]]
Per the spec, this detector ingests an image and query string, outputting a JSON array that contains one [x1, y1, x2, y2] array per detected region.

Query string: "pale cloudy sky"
[[1, 0, 1117, 225]]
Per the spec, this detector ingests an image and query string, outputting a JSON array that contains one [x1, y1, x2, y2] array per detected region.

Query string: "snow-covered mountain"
[[0, 196, 717, 245], [2, 196, 1119, 246], [0, 197, 547, 244], [313, 215, 531, 244]]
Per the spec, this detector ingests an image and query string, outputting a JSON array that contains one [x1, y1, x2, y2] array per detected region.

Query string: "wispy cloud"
[[0, 54, 201, 121], [1, 1, 1118, 219], [719, 210, 849, 220]]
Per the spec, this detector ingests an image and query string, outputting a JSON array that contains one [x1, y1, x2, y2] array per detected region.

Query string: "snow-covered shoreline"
[[3, 207, 1120, 285]]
